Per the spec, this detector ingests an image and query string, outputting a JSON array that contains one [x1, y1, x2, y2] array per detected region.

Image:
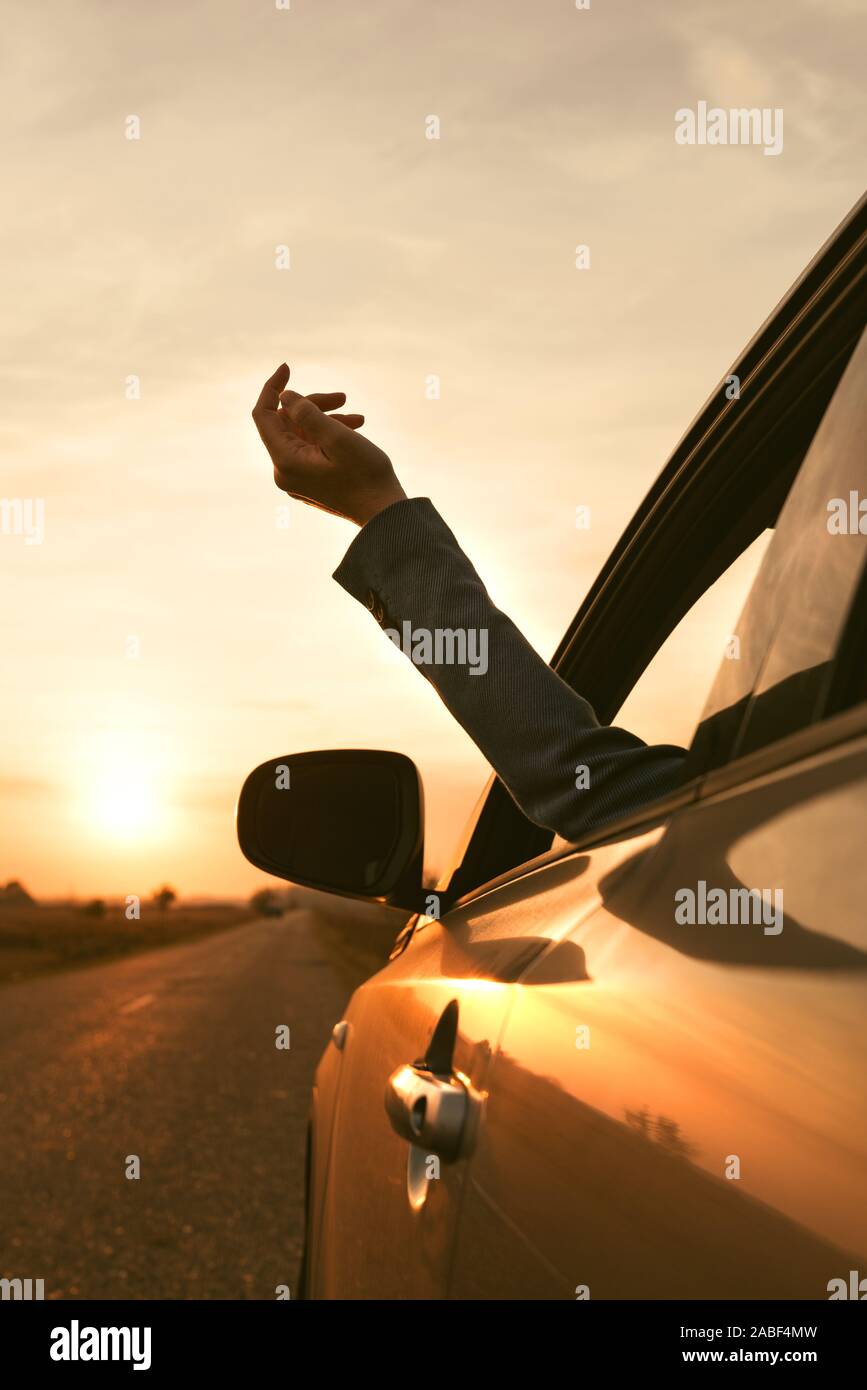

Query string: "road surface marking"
[[119, 993, 156, 1015]]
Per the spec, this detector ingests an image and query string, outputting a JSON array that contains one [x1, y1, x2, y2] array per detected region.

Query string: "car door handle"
[[385, 1063, 479, 1163]]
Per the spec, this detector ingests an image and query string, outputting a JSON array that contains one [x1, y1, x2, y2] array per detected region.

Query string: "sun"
[[91, 767, 158, 840], [78, 729, 168, 844]]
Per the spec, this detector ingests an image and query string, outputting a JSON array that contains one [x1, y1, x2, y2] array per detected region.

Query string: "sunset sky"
[[1, 0, 864, 898]]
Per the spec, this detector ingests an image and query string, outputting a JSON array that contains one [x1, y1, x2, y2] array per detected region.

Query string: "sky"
[[1, 0, 864, 898]]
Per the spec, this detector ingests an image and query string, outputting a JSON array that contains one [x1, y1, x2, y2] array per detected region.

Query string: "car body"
[[239, 194, 867, 1299]]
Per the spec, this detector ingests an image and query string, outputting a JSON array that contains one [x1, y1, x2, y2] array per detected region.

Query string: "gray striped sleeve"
[[333, 497, 686, 843]]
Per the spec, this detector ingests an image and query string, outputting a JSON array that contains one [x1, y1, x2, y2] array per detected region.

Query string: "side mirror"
[[236, 749, 424, 910]]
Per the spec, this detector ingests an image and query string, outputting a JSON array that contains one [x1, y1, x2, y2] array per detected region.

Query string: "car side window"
[[690, 325, 867, 769], [613, 529, 773, 751]]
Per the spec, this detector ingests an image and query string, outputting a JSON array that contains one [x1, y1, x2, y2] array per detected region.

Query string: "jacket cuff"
[[332, 496, 466, 628]]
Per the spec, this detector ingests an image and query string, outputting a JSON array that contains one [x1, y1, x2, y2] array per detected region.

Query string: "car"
[[237, 192, 867, 1300]]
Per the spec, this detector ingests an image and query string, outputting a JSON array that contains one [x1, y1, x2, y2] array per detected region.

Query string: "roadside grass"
[[295, 888, 411, 984], [0, 903, 255, 985], [0, 889, 412, 989]]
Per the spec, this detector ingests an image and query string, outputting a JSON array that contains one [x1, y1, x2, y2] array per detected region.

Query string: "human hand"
[[252, 364, 407, 526]]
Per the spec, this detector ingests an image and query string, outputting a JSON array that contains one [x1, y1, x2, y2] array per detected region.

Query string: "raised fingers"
[[252, 363, 291, 453], [281, 394, 363, 431], [279, 389, 342, 448], [253, 363, 290, 421], [253, 369, 365, 459], [329, 412, 365, 429]]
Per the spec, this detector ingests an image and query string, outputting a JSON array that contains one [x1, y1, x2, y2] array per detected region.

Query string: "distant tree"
[[153, 885, 177, 912], [81, 898, 106, 918], [250, 888, 283, 918], [0, 880, 36, 907]]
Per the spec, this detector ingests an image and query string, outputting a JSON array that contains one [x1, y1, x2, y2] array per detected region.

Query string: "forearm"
[[334, 498, 686, 843]]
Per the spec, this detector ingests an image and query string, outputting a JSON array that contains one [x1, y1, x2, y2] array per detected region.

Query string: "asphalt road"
[[0, 909, 366, 1300]]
